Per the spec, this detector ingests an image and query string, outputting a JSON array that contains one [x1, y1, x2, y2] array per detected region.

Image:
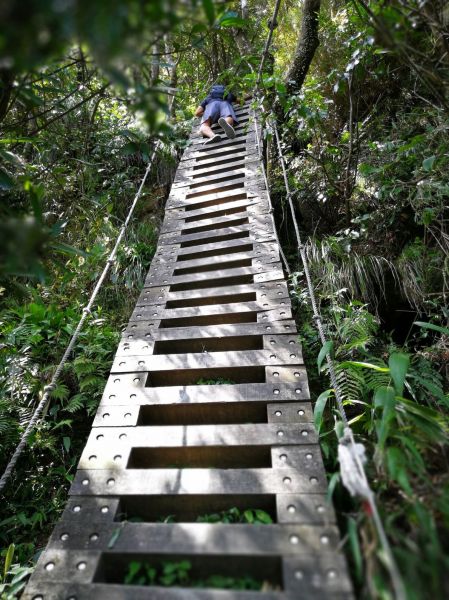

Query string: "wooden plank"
[[175, 156, 256, 179], [185, 151, 258, 169], [124, 308, 292, 329], [166, 185, 265, 210], [146, 257, 283, 280], [265, 366, 308, 384], [119, 329, 300, 358], [110, 347, 302, 373], [149, 256, 282, 274], [267, 403, 313, 424], [157, 228, 276, 246], [187, 130, 254, 149], [138, 281, 288, 303], [153, 240, 280, 258], [89, 401, 313, 428], [55, 493, 335, 526], [182, 144, 249, 165], [128, 305, 291, 326], [147, 255, 282, 277], [167, 186, 247, 205], [159, 209, 272, 231], [171, 178, 249, 199], [182, 138, 252, 160], [78, 443, 325, 474], [277, 494, 337, 525], [165, 186, 268, 210], [116, 330, 296, 357], [122, 312, 296, 336], [172, 163, 262, 189], [144, 266, 285, 288], [121, 321, 295, 342], [100, 382, 310, 406], [70, 467, 323, 495], [77, 440, 327, 475], [146, 261, 283, 283], [22, 582, 353, 600], [164, 198, 269, 220], [184, 129, 253, 146], [161, 211, 270, 234], [82, 422, 318, 447], [143, 277, 288, 291], [164, 198, 270, 220], [47, 523, 341, 555], [130, 298, 291, 327], [180, 150, 252, 169]]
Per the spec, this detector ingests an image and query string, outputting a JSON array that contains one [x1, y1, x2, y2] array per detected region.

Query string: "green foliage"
[[296, 295, 449, 599], [123, 559, 264, 590], [0, 543, 34, 599], [195, 377, 235, 385], [279, 6, 449, 593], [156, 507, 273, 525], [196, 507, 273, 525]]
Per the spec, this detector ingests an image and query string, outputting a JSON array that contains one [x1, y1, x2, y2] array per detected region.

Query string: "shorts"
[[201, 99, 239, 125]]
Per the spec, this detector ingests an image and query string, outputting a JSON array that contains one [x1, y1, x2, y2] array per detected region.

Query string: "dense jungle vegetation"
[[0, 0, 448, 598]]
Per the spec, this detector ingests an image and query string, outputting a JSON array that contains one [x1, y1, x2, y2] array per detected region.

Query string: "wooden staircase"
[[23, 103, 353, 599]]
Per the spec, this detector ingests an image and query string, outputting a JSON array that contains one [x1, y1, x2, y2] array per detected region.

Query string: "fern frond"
[[65, 393, 86, 413], [50, 383, 70, 401], [335, 364, 367, 405]]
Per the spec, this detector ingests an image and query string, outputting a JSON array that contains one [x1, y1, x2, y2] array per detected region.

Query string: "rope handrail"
[[252, 4, 405, 597], [252, 108, 291, 275], [255, 0, 282, 90], [0, 141, 161, 494], [271, 118, 406, 600], [251, 0, 290, 274]]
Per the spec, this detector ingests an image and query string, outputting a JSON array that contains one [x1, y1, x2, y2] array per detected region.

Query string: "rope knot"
[[82, 307, 91, 315], [44, 383, 56, 393], [338, 427, 370, 500]]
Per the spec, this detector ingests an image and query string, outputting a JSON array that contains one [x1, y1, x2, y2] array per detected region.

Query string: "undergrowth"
[[196, 377, 235, 385], [0, 214, 159, 590], [123, 560, 269, 590], [157, 507, 273, 524], [293, 291, 449, 599]]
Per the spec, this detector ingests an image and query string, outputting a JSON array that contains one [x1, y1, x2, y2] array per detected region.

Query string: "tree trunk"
[[165, 36, 180, 118], [285, 0, 321, 94], [234, 0, 252, 57], [151, 42, 162, 86]]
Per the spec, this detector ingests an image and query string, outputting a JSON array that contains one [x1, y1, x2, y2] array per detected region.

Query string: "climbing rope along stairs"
[[22, 102, 354, 599]]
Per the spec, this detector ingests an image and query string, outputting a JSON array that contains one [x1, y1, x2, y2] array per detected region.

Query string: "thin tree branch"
[[27, 84, 109, 137]]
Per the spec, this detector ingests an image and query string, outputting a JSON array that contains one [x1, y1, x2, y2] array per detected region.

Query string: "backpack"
[[210, 84, 226, 100]]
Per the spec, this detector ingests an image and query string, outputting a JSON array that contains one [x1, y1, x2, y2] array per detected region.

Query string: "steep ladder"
[[23, 103, 353, 599]]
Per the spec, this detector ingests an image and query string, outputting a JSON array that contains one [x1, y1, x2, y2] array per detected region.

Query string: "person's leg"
[[200, 118, 215, 139], [200, 117, 222, 145], [217, 101, 237, 139], [218, 114, 236, 139]]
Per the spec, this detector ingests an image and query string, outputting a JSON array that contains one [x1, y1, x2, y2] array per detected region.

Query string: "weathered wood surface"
[[24, 101, 353, 599]]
